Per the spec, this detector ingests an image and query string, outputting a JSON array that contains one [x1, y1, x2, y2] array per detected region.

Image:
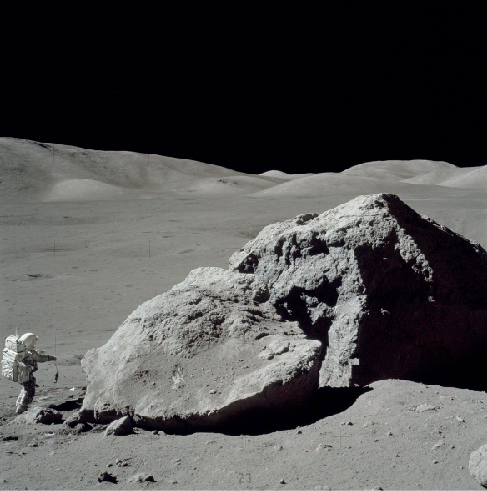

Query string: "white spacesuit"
[[15, 333, 56, 414]]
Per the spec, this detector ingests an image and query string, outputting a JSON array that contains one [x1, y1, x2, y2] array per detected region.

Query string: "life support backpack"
[[2, 335, 31, 384]]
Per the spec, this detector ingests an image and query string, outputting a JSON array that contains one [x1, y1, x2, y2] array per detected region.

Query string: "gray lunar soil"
[[1, 138, 487, 490]]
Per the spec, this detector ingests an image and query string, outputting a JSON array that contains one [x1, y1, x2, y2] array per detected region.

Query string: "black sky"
[[2, 3, 487, 174]]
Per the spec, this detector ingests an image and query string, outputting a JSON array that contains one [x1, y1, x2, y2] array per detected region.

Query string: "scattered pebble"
[[209, 389, 217, 394], [386, 431, 393, 436], [433, 460, 439, 464], [341, 421, 353, 426], [127, 473, 155, 483], [152, 430, 159, 435], [455, 415, 465, 422], [316, 444, 332, 452], [274, 445, 284, 451], [280, 478, 286, 484]]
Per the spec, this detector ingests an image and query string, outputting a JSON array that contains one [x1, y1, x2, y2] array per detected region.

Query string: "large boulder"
[[80, 268, 322, 430], [80, 193, 487, 431], [230, 193, 487, 388]]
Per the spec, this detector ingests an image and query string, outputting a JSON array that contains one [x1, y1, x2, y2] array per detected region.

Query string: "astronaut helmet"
[[19, 333, 38, 349]]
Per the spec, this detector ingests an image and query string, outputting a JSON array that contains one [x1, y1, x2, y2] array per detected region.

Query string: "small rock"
[[104, 416, 133, 436], [386, 431, 393, 436], [363, 421, 374, 428], [280, 478, 286, 484], [152, 430, 159, 435], [432, 440, 445, 450], [64, 412, 83, 428], [127, 473, 155, 483], [433, 460, 439, 464], [115, 458, 131, 467], [296, 430, 302, 434], [415, 404, 436, 413], [98, 471, 117, 483], [209, 389, 217, 394], [456, 415, 465, 422], [341, 421, 353, 426], [274, 445, 284, 451], [316, 444, 332, 452]]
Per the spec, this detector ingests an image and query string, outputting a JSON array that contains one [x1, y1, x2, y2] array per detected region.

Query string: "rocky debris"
[[229, 194, 487, 388], [127, 473, 155, 483], [470, 444, 487, 488], [104, 416, 133, 436], [81, 267, 322, 431], [97, 471, 117, 483], [80, 194, 487, 431], [11, 407, 63, 425], [62, 420, 92, 435], [93, 399, 130, 423]]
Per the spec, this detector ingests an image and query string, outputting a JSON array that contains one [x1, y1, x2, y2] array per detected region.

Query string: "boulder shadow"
[[214, 386, 372, 436]]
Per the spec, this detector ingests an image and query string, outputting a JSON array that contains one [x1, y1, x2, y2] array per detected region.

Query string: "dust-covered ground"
[[1, 190, 487, 489]]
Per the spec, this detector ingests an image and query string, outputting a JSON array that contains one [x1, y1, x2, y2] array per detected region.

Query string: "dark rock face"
[[230, 194, 487, 388]]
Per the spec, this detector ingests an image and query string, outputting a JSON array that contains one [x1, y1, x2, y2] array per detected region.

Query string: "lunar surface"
[[1, 137, 487, 489]]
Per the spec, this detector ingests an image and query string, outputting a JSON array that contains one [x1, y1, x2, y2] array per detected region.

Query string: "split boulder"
[[80, 194, 487, 430]]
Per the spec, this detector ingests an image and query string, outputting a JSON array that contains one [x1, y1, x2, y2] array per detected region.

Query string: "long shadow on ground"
[[214, 386, 372, 436]]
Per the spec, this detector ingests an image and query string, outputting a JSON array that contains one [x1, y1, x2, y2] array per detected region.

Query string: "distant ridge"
[[1, 140, 485, 202], [0, 138, 277, 202]]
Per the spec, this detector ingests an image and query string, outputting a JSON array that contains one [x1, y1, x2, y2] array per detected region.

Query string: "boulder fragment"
[[81, 268, 322, 431], [104, 416, 133, 436], [230, 193, 487, 388], [470, 444, 487, 488], [11, 407, 63, 425]]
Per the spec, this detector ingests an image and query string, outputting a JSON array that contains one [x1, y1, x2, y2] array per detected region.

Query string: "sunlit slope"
[[0, 138, 278, 202]]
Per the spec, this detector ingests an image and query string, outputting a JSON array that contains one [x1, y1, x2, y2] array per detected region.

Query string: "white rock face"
[[230, 194, 487, 388], [81, 268, 322, 430], [470, 444, 487, 488]]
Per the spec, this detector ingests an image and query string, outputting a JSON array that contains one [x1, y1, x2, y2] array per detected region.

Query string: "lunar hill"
[[2, 137, 485, 202], [0, 137, 284, 202]]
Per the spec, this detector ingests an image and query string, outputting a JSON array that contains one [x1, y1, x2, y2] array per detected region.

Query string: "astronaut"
[[15, 333, 56, 415]]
